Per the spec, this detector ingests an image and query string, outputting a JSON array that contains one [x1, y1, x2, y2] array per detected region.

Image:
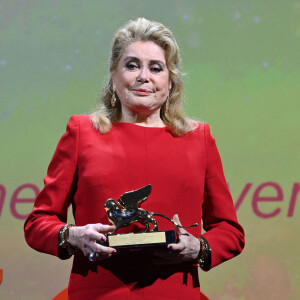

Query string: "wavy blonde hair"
[[91, 17, 195, 136]]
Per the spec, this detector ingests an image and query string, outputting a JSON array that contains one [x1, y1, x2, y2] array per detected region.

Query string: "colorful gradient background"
[[0, 1, 299, 299]]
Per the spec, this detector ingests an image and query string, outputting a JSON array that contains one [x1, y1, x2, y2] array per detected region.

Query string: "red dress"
[[24, 115, 245, 300]]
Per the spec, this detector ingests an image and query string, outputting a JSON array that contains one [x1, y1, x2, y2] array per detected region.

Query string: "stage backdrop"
[[0, 1, 299, 299]]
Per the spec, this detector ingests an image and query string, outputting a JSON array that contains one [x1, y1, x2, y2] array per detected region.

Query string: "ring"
[[89, 252, 98, 262]]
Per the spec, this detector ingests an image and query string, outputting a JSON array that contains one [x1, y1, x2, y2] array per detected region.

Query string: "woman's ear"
[[169, 80, 172, 92], [111, 76, 116, 91]]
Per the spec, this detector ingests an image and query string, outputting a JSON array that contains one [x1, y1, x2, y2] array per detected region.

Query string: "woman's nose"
[[136, 68, 149, 83]]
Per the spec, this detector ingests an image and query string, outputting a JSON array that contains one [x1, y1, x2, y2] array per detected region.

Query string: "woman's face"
[[112, 41, 171, 117]]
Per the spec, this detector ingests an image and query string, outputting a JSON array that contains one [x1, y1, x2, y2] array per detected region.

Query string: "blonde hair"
[[91, 17, 195, 136]]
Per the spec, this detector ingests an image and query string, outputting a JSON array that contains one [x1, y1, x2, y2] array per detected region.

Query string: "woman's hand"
[[68, 223, 117, 261], [152, 214, 200, 265]]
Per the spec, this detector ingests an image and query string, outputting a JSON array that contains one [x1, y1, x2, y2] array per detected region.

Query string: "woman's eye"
[[150, 65, 163, 73], [126, 62, 138, 70]]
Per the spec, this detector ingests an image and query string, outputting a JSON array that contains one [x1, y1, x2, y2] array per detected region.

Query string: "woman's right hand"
[[68, 223, 117, 260]]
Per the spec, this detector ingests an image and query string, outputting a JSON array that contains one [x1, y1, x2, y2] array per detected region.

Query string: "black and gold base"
[[98, 230, 176, 249]]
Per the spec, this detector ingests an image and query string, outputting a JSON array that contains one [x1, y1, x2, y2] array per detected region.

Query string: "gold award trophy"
[[89, 185, 198, 261]]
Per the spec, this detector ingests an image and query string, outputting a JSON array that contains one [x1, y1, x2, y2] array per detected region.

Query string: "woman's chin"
[[129, 103, 159, 114]]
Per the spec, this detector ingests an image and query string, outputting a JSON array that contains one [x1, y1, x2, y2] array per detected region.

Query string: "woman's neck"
[[119, 108, 166, 127]]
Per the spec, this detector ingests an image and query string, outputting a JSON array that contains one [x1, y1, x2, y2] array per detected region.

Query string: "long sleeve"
[[24, 115, 79, 259], [201, 124, 245, 270]]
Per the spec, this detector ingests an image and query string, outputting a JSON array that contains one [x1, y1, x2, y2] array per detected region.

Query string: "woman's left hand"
[[152, 214, 200, 265]]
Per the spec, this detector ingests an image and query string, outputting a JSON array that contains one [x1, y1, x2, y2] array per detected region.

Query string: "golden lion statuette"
[[89, 185, 198, 261]]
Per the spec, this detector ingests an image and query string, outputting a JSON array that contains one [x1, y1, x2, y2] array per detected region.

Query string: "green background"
[[0, 1, 299, 299]]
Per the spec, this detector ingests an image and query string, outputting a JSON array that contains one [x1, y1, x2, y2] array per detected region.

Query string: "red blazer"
[[24, 115, 245, 299]]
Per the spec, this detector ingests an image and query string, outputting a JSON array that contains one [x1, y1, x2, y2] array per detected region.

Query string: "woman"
[[24, 18, 245, 299]]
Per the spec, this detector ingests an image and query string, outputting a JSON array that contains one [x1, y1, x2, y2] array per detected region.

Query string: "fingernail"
[[168, 245, 173, 250], [112, 250, 117, 255]]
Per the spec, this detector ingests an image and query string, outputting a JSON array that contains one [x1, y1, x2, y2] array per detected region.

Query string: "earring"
[[164, 97, 169, 114], [111, 90, 117, 107]]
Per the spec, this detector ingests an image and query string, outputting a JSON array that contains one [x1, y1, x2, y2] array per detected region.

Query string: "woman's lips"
[[131, 89, 153, 96]]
